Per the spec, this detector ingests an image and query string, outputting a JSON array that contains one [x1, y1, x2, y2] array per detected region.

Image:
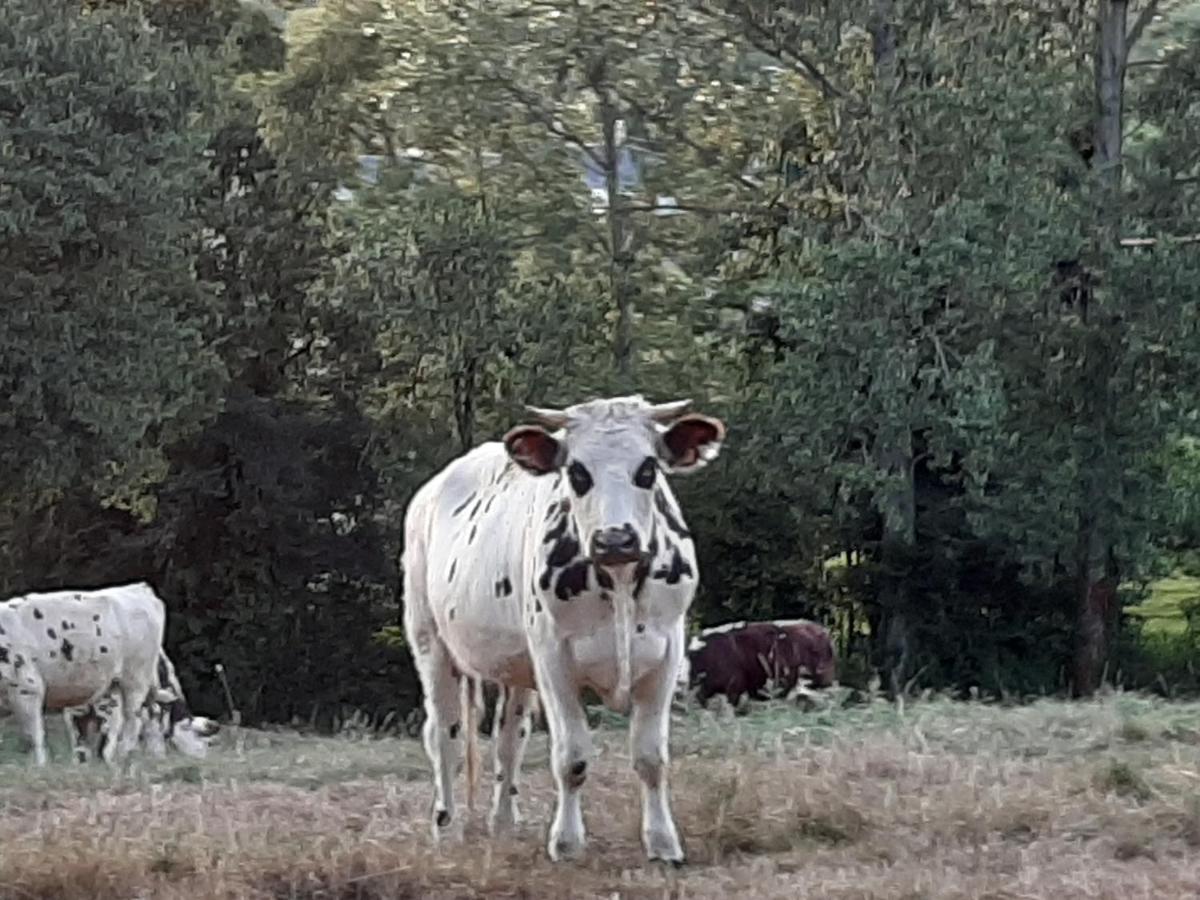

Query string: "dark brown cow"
[[678, 619, 836, 705]]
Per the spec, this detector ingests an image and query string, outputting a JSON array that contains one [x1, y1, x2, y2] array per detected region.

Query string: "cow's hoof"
[[488, 801, 521, 835], [547, 833, 585, 862], [644, 830, 685, 866], [648, 852, 686, 869], [431, 808, 464, 845]]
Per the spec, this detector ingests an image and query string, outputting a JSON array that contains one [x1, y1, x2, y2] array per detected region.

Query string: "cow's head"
[[142, 692, 221, 758], [503, 395, 725, 572]]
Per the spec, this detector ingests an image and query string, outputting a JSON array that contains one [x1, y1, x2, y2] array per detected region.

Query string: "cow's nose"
[[590, 527, 641, 564]]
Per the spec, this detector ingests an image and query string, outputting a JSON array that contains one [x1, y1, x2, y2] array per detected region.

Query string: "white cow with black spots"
[[402, 395, 725, 864], [0, 582, 180, 765]]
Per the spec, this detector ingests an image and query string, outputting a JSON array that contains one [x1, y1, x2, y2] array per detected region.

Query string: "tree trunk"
[[1072, 0, 1128, 697], [876, 437, 917, 699], [866, 0, 915, 700], [599, 91, 636, 386]]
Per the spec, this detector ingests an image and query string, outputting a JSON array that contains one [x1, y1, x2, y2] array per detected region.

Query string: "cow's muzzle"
[[590, 527, 641, 567]]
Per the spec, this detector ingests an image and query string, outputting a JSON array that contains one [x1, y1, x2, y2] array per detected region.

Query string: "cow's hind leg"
[[413, 639, 465, 841], [630, 627, 686, 865], [489, 685, 534, 834], [530, 647, 592, 861]]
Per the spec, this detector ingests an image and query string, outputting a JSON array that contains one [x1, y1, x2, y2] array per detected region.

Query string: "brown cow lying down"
[[676, 619, 836, 706]]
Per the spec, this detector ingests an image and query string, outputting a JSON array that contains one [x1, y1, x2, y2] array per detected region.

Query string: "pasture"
[[2, 692, 1199, 899]]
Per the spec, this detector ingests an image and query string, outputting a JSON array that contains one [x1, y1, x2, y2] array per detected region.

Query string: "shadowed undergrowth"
[[2, 692, 1200, 899]]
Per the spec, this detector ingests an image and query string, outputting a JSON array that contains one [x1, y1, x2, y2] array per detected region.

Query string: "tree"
[[0, 0, 227, 577]]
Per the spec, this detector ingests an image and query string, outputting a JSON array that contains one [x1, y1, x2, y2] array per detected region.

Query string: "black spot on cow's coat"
[[519, 726, 527, 738], [100, 646, 109, 654], [469, 524, 478, 543], [14, 654, 23, 668], [0, 624, 5, 635], [555, 561, 590, 600], [485, 495, 495, 514], [509, 785, 519, 796], [601, 591, 612, 603], [436, 809, 451, 828], [32, 608, 43, 620], [534, 600, 542, 613], [547, 535, 579, 568], [61, 620, 71, 631], [495, 577, 512, 598], [448, 560, 457, 582], [92, 614, 100, 621], [61, 639, 74, 661], [449, 608, 456, 620], [469, 499, 482, 520], [636, 624, 646, 634], [633, 456, 657, 489], [0, 646, 8, 664], [568, 760, 587, 786], [95, 627, 102, 637], [452, 493, 476, 516], [596, 568, 614, 590], [567, 460, 593, 496], [47, 628, 56, 640], [543, 515, 568, 544], [654, 489, 691, 539], [653, 548, 695, 585], [496, 771, 505, 782], [449, 723, 460, 739]]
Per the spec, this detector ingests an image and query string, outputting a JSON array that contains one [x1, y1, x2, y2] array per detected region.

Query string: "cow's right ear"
[[503, 425, 565, 475]]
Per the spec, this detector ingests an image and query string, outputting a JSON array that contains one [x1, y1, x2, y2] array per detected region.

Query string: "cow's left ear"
[[659, 414, 726, 474], [504, 425, 565, 475]]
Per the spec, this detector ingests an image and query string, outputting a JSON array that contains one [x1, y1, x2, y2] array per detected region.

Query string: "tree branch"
[[488, 75, 606, 169], [1119, 233, 1200, 248], [1126, 0, 1163, 53]]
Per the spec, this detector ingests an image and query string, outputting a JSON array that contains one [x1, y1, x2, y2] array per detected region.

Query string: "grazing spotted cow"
[[402, 395, 725, 863], [679, 618, 836, 706], [0, 582, 179, 765], [65, 648, 220, 763]]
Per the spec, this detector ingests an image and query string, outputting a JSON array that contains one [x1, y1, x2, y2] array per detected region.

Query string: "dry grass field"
[[2, 691, 1199, 899]]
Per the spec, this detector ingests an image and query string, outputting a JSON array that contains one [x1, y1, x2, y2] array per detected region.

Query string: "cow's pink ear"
[[661, 414, 726, 473], [504, 426, 564, 475]]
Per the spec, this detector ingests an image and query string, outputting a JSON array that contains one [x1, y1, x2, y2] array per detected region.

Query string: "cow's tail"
[[612, 590, 635, 715], [461, 675, 482, 814]]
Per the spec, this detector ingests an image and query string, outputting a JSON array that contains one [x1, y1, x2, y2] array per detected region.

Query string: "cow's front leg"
[[489, 685, 534, 834], [11, 688, 47, 766], [530, 646, 592, 861], [630, 628, 686, 865]]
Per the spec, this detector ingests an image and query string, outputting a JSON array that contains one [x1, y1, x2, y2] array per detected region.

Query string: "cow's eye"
[[633, 456, 657, 489], [567, 460, 593, 496]]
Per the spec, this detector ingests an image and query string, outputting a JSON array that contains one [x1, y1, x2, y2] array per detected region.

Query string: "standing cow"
[[679, 618, 836, 706], [402, 395, 725, 863], [0, 582, 178, 765]]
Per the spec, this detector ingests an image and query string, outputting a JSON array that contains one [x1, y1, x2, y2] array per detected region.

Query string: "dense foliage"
[[1, 0, 1198, 725]]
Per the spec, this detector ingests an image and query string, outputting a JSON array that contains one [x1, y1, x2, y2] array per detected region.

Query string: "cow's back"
[[0, 583, 166, 710]]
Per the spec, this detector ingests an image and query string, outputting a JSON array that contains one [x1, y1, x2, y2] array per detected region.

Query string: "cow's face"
[[144, 693, 222, 759], [504, 396, 725, 573]]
